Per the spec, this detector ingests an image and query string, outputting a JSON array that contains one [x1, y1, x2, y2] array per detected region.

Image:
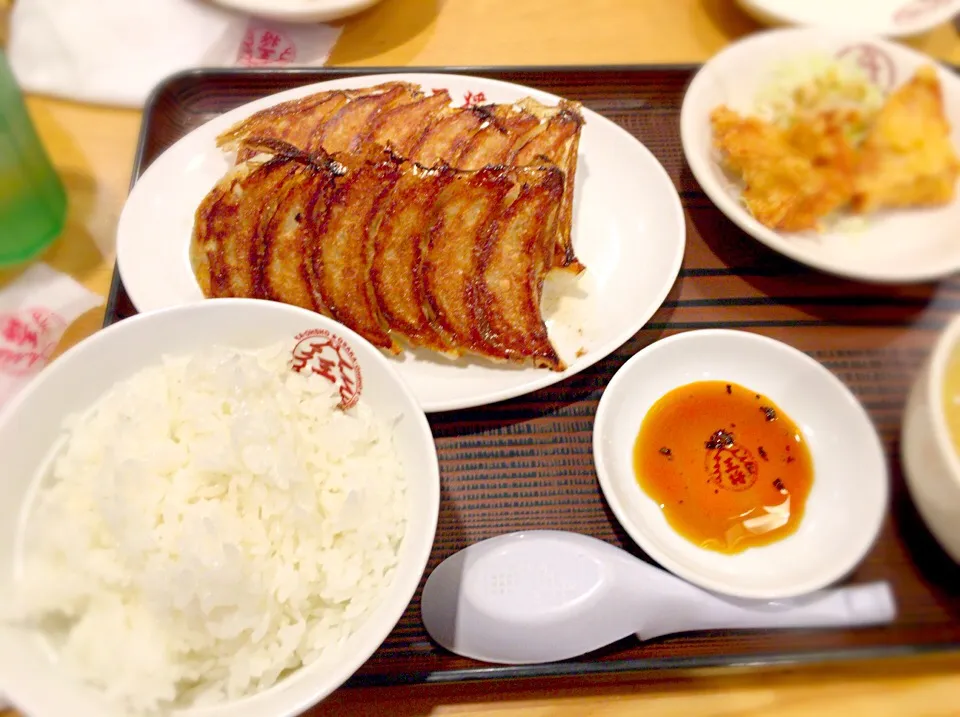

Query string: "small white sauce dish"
[[593, 329, 888, 600], [0, 298, 439, 717], [902, 314, 960, 563], [737, 0, 960, 39], [680, 27, 960, 284]]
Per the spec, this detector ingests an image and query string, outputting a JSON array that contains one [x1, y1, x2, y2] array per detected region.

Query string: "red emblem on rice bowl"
[[290, 328, 363, 408]]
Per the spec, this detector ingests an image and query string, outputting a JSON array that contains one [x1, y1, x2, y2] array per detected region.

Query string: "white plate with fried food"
[[117, 73, 685, 412], [738, 0, 960, 38], [681, 28, 960, 284]]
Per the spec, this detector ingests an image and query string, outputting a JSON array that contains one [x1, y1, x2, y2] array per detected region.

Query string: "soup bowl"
[[902, 314, 960, 563]]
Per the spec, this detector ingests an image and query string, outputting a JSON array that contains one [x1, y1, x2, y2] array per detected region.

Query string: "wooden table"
[[3, 0, 960, 714]]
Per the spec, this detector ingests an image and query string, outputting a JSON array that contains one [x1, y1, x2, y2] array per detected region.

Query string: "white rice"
[[11, 343, 407, 714]]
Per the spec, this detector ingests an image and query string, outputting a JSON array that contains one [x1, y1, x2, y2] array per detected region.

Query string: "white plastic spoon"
[[420, 531, 896, 665]]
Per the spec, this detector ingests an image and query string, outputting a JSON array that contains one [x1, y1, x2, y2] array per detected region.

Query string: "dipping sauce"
[[633, 380, 814, 554]]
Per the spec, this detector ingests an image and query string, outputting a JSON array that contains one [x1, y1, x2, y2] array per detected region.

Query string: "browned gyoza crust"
[[369, 165, 455, 354], [475, 167, 566, 370], [312, 83, 421, 156], [511, 99, 584, 272], [231, 93, 349, 164], [407, 108, 486, 168], [215, 84, 586, 273], [420, 166, 513, 355], [191, 141, 567, 369], [258, 163, 336, 312], [216, 82, 416, 158], [192, 156, 301, 298], [452, 104, 541, 168], [369, 91, 453, 157], [310, 154, 403, 353]]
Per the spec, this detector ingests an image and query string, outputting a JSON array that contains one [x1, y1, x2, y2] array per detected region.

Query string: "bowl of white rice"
[[0, 298, 440, 717]]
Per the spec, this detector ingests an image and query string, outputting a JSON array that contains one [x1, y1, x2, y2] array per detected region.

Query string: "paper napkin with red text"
[[0, 262, 103, 707], [6, 0, 342, 108], [0, 263, 103, 410]]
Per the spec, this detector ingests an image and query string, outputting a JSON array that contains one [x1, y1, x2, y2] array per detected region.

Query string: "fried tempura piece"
[[784, 109, 861, 173], [710, 106, 854, 231], [852, 65, 960, 213]]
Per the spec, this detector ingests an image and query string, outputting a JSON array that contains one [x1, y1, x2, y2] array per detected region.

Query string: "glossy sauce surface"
[[633, 380, 814, 554]]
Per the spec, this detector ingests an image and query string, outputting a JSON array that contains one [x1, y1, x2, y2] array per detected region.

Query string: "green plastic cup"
[[0, 50, 66, 267]]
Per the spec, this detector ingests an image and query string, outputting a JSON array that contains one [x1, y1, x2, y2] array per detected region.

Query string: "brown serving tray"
[[105, 66, 960, 686]]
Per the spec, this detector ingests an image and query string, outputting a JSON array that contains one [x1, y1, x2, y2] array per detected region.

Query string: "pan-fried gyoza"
[[216, 82, 586, 272], [192, 138, 567, 370]]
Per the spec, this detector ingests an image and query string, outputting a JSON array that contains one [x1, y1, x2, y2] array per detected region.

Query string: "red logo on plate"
[[429, 88, 488, 107], [708, 445, 759, 492], [237, 23, 297, 67], [836, 44, 897, 91], [290, 328, 362, 409], [895, 0, 954, 25], [462, 90, 487, 107], [0, 307, 66, 377]]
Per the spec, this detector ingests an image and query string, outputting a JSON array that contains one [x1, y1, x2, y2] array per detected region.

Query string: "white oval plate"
[[209, 0, 381, 23], [680, 28, 960, 284], [117, 73, 686, 413], [738, 0, 960, 38], [593, 329, 889, 599]]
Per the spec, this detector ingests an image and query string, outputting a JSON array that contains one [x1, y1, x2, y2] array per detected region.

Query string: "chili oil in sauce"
[[633, 380, 814, 554]]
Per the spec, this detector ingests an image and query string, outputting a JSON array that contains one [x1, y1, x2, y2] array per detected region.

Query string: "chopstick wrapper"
[[6, 0, 342, 108], [0, 263, 103, 410]]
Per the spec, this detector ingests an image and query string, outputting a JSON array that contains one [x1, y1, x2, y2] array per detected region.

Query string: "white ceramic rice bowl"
[[0, 298, 440, 717]]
